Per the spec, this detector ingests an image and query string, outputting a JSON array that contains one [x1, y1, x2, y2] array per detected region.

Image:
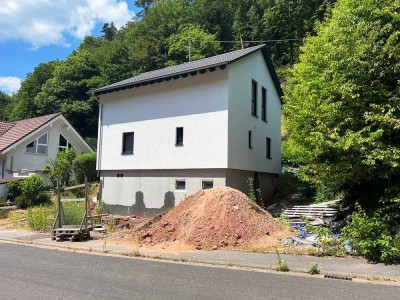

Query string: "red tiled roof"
[[0, 177, 24, 185], [0, 121, 16, 137], [0, 113, 61, 152]]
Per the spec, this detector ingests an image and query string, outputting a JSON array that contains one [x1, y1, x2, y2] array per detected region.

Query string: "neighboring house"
[[93, 44, 283, 216], [0, 113, 93, 197]]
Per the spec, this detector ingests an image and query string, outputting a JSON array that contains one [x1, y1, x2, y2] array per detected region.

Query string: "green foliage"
[[14, 195, 30, 209], [72, 152, 97, 183], [0, 91, 11, 120], [6, 180, 23, 198], [342, 203, 400, 263], [45, 148, 76, 186], [166, 24, 221, 65], [61, 202, 85, 225], [20, 174, 44, 201], [283, 0, 400, 207], [27, 206, 53, 231], [308, 262, 320, 275], [247, 177, 256, 202], [275, 249, 289, 272]]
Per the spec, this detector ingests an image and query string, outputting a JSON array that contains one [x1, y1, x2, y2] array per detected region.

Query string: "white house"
[[93, 45, 283, 216], [0, 113, 93, 197]]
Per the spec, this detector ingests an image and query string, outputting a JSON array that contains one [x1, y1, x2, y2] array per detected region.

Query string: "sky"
[[0, 0, 139, 95]]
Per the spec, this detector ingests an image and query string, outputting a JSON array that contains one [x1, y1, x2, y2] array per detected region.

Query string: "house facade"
[[93, 45, 283, 216], [0, 113, 93, 197]]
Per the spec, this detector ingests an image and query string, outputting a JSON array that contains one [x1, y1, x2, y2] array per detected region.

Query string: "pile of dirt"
[[136, 187, 291, 250]]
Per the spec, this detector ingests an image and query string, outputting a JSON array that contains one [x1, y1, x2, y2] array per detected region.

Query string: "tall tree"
[[0, 92, 11, 120], [283, 0, 400, 207]]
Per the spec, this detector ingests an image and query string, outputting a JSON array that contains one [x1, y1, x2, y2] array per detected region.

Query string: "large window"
[[266, 137, 272, 159], [26, 132, 48, 155], [59, 134, 72, 151], [176, 127, 184, 146], [251, 80, 258, 117], [261, 87, 267, 121], [122, 132, 134, 154]]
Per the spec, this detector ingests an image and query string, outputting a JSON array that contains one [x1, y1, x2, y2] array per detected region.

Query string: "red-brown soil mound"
[[137, 187, 291, 250]]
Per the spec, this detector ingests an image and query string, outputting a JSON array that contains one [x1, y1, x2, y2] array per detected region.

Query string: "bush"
[[73, 152, 97, 183], [14, 194, 31, 209], [36, 193, 51, 205], [342, 204, 400, 263], [6, 180, 23, 199], [21, 174, 44, 202]]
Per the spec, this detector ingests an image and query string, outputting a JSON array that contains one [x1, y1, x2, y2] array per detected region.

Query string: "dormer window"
[[26, 132, 48, 155], [59, 134, 72, 151]]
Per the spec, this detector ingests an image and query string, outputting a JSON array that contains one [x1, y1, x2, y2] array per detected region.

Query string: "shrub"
[[14, 194, 31, 209], [36, 193, 51, 205], [20, 174, 44, 202], [342, 204, 400, 263], [6, 180, 23, 199], [72, 152, 97, 183]]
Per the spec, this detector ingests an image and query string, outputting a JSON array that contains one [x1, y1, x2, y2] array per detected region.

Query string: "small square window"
[[122, 132, 134, 154], [202, 181, 213, 189], [175, 180, 186, 191], [176, 127, 184, 146]]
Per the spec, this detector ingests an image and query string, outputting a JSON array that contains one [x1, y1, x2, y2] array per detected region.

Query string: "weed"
[[27, 206, 53, 231], [275, 249, 289, 272], [308, 262, 320, 275], [102, 237, 107, 253], [247, 177, 256, 202]]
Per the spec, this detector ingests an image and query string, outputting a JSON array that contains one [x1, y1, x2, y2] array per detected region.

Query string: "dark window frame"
[[122, 132, 134, 155], [248, 130, 253, 149], [261, 87, 267, 122], [175, 127, 184, 146], [251, 80, 258, 117], [202, 180, 214, 190], [175, 180, 186, 191], [266, 137, 272, 159]]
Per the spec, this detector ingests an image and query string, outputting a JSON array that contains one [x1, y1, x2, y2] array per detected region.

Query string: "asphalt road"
[[0, 242, 399, 300]]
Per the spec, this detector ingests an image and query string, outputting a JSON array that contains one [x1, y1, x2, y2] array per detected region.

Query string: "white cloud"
[[0, 0, 134, 47], [0, 77, 22, 94]]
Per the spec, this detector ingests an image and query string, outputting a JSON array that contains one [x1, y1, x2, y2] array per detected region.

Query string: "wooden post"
[[57, 179, 62, 228], [84, 176, 88, 231]]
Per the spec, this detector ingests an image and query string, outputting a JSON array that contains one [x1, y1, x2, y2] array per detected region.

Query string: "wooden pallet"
[[282, 205, 338, 221]]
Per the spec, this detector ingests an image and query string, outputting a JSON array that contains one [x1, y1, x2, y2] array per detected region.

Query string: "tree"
[[283, 0, 400, 208], [0, 92, 11, 120], [101, 22, 118, 41], [45, 148, 77, 187], [166, 24, 222, 65]]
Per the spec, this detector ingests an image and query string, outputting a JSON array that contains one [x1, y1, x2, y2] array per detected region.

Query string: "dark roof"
[[92, 45, 283, 97], [0, 177, 24, 185], [0, 113, 61, 152]]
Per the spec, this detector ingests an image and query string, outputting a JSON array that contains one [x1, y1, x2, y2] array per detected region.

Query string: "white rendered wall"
[[227, 51, 282, 174], [4, 119, 90, 175], [0, 184, 5, 198], [98, 69, 229, 171]]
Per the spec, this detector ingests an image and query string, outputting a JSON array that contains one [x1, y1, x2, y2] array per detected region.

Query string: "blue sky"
[[0, 0, 139, 95]]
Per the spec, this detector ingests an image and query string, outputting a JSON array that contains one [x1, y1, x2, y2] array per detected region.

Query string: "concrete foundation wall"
[[0, 184, 6, 198], [226, 169, 278, 207], [101, 169, 226, 216]]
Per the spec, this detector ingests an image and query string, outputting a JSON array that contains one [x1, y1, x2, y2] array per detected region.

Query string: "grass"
[[308, 262, 320, 275], [276, 249, 289, 272]]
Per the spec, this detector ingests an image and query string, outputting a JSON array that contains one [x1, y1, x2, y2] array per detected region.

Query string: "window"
[[176, 127, 183, 146], [122, 132, 134, 154], [26, 132, 48, 155], [59, 134, 72, 151], [251, 80, 258, 117], [202, 181, 213, 189], [266, 137, 272, 159], [175, 180, 186, 191], [248, 130, 253, 149], [261, 87, 267, 121]]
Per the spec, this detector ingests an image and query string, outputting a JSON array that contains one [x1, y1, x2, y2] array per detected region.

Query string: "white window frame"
[[58, 133, 71, 151], [26, 132, 48, 155]]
